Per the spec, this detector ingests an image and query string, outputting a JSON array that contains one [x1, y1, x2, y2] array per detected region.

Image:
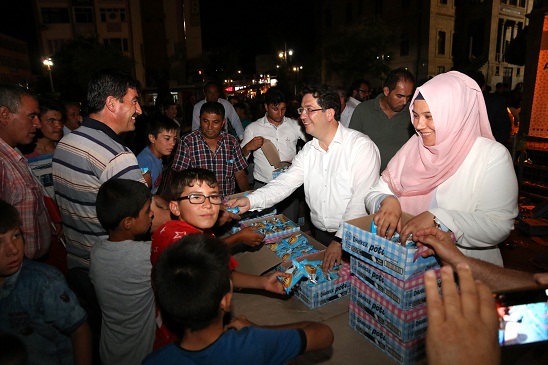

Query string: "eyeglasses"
[[359, 89, 371, 94], [174, 194, 222, 205], [297, 107, 323, 115]]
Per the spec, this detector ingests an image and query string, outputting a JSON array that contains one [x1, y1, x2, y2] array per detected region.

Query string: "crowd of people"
[[0, 67, 543, 365]]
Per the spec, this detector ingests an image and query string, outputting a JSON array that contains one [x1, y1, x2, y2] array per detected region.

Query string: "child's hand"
[[263, 271, 289, 295], [235, 227, 265, 247], [225, 315, 254, 331], [217, 209, 240, 226]]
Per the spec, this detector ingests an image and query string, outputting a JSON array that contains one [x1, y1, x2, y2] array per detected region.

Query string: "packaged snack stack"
[[342, 214, 441, 365], [273, 231, 352, 309]]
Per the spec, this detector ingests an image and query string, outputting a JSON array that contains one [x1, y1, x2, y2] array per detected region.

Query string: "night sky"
[[199, 0, 314, 73], [0, 0, 314, 74]]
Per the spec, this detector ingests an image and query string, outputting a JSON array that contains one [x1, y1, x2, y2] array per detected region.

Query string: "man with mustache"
[[52, 69, 147, 361], [0, 84, 52, 259]]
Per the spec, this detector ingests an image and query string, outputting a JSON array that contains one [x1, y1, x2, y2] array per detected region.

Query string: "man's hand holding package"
[[322, 240, 342, 272], [225, 197, 251, 215]]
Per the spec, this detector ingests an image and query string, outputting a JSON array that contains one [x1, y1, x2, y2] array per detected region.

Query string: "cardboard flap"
[[261, 139, 284, 168], [233, 245, 282, 276]]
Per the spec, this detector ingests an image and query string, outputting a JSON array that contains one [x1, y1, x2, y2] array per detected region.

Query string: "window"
[[400, 34, 409, 56], [104, 38, 129, 52], [437, 31, 446, 55], [346, 2, 353, 23], [47, 39, 68, 54], [516, 68, 521, 76], [41, 8, 70, 24], [495, 66, 500, 76], [440, 0, 448, 4], [74, 7, 93, 23], [437, 66, 445, 74], [100, 8, 126, 22], [375, 0, 383, 15], [324, 9, 332, 28]]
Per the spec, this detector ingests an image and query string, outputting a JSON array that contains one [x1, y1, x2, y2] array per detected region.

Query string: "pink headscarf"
[[382, 71, 495, 215]]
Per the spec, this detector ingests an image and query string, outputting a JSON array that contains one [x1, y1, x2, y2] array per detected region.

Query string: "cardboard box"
[[350, 257, 440, 310], [342, 215, 439, 280], [226, 209, 278, 235], [261, 139, 292, 179], [234, 231, 324, 276], [240, 214, 300, 243], [279, 250, 351, 309], [350, 276, 427, 341], [349, 303, 425, 365]]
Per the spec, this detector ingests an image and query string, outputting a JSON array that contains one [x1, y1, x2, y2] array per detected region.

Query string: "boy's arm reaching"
[[226, 315, 334, 353], [71, 321, 92, 365], [230, 271, 287, 295]]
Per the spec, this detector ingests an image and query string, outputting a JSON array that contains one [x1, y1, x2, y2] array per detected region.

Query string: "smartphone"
[[494, 286, 548, 347]]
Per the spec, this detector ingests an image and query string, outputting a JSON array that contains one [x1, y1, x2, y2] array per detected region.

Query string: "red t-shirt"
[[150, 220, 238, 269], [150, 220, 239, 348]]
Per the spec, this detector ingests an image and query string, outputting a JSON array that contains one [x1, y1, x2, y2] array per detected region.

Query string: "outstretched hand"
[[413, 227, 465, 267], [425, 264, 500, 365], [263, 271, 289, 295], [224, 197, 251, 215]]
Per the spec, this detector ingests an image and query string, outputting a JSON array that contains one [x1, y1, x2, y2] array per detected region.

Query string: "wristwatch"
[[432, 215, 442, 229]]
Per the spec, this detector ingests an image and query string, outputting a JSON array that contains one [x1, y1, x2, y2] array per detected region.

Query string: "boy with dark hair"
[[144, 234, 334, 364], [151, 167, 284, 347], [172, 101, 250, 197], [89, 179, 156, 365], [0, 199, 91, 365], [137, 116, 180, 193]]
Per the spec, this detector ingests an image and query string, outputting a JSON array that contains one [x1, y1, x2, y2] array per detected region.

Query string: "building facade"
[[32, 0, 203, 90], [0, 34, 33, 86], [317, 0, 532, 89]]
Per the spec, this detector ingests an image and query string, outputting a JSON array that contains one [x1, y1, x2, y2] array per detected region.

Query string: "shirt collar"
[[261, 114, 285, 126], [82, 117, 125, 145], [311, 123, 344, 151], [0, 137, 25, 162]]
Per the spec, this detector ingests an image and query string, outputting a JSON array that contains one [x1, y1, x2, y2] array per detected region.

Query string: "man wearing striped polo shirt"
[[52, 70, 146, 355]]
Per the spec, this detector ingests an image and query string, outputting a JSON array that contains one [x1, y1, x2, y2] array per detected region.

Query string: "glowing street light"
[[43, 57, 54, 93]]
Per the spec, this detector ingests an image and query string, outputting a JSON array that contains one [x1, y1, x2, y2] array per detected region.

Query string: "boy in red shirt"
[[151, 168, 286, 347]]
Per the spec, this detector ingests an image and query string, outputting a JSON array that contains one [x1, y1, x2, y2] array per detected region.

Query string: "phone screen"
[[495, 287, 548, 346]]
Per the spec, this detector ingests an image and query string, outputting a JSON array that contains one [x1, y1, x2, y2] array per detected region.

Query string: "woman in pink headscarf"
[[365, 71, 518, 266]]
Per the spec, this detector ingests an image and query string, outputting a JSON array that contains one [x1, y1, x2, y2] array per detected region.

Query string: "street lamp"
[[43, 57, 54, 93], [292, 66, 303, 96]]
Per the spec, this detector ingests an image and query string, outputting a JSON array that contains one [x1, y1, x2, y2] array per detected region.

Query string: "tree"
[[323, 17, 395, 82], [50, 37, 134, 100]]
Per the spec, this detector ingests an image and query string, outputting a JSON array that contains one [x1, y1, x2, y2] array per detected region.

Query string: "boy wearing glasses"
[[151, 168, 287, 347]]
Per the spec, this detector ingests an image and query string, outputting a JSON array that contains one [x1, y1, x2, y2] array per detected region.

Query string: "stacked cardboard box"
[[280, 249, 351, 309], [342, 214, 440, 365]]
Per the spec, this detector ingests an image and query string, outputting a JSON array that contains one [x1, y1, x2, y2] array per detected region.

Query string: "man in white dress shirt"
[[228, 85, 380, 270], [191, 81, 244, 140], [240, 87, 307, 221], [340, 79, 370, 128]]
